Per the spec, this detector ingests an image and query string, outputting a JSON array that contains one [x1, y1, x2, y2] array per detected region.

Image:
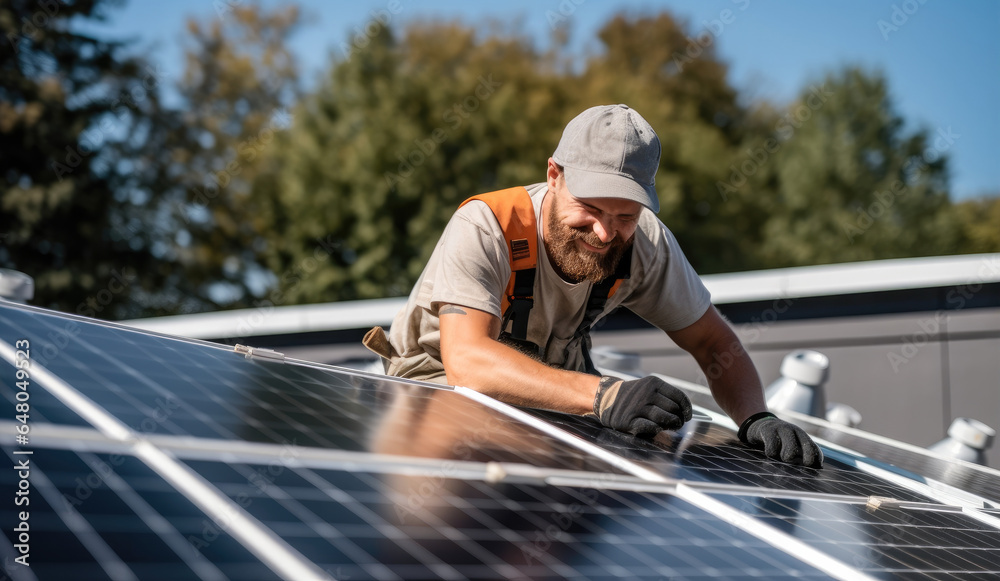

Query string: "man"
[[368, 104, 822, 467]]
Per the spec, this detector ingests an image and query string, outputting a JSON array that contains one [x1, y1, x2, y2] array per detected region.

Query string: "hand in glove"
[[591, 376, 693, 437], [739, 412, 824, 468]]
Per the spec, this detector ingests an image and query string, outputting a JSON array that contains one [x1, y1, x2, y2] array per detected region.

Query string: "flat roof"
[[123, 253, 1000, 340]]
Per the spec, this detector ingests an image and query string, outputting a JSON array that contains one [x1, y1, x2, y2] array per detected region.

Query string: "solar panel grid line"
[[3, 449, 140, 581], [124, 337, 324, 445], [959, 506, 1000, 534], [222, 462, 406, 581], [712, 493, 1000, 578], [0, 340, 334, 581], [458, 386, 874, 578], [365, 473, 558, 579], [602, 487, 834, 578], [525, 410, 938, 506], [133, 441, 334, 581], [543, 472, 972, 513], [73, 451, 229, 581], [454, 385, 667, 482], [20, 307, 309, 446], [7, 301, 238, 355], [673, 483, 881, 581], [55, 329, 244, 442], [47, 310, 396, 452], [788, 406, 1000, 479], [822, 447, 1000, 515], [7, 302, 1000, 579], [539, 485, 736, 575], [289, 466, 469, 581], [754, 397, 1000, 505], [0, 340, 131, 441]]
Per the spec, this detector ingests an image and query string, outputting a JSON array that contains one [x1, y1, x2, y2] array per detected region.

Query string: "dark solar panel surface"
[[712, 494, 1000, 580], [185, 460, 833, 581], [682, 384, 1000, 505], [0, 447, 276, 581], [3, 301, 1000, 581], [801, 419, 1000, 505], [0, 305, 619, 474], [528, 409, 933, 503]]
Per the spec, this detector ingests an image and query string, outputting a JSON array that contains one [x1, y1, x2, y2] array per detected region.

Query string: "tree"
[[756, 67, 961, 267], [954, 195, 1000, 254], [578, 13, 768, 274], [0, 0, 173, 318], [252, 19, 571, 303], [164, 3, 301, 312]]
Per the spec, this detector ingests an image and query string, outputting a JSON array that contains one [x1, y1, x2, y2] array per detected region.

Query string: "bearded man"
[[368, 104, 823, 467]]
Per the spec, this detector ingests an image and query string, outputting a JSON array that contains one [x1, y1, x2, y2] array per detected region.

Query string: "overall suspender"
[[459, 187, 632, 368]]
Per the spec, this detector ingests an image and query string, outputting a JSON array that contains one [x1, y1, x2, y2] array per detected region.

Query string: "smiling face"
[[542, 159, 641, 283]]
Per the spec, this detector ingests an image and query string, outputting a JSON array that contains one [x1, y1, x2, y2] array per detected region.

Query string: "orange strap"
[[459, 186, 628, 316], [460, 187, 537, 314]]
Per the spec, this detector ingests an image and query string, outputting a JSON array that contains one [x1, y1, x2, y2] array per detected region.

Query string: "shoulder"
[[453, 199, 504, 239], [633, 209, 680, 261]]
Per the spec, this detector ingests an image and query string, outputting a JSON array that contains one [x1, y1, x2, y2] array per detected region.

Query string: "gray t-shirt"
[[385, 183, 712, 382]]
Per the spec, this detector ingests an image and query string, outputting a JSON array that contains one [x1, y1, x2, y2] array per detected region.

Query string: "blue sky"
[[82, 0, 1000, 200]]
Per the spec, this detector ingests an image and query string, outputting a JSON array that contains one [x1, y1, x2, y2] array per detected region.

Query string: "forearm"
[[668, 307, 767, 426], [700, 344, 767, 425], [443, 338, 599, 415]]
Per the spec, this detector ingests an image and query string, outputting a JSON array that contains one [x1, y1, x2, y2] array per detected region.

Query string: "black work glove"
[[739, 412, 824, 468], [591, 376, 693, 437]]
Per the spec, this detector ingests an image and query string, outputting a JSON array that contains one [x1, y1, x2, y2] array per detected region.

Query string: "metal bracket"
[[234, 344, 285, 363]]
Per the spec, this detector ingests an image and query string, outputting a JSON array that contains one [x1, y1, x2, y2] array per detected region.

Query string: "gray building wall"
[[592, 306, 1000, 469]]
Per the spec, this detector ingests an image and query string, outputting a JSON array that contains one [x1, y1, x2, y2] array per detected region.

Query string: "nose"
[[591, 216, 616, 244]]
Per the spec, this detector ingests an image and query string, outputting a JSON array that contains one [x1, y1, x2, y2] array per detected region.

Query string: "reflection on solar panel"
[[3, 301, 1000, 580]]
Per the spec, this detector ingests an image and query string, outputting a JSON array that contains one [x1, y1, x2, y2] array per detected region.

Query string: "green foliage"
[[754, 68, 961, 267], [3, 5, 994, 317], [253, 21, 572, 302], [254, 13, 765, 302], [954, 195, 1000, 254], [166, 4, 301, 311], [0, 0, 172, 318]]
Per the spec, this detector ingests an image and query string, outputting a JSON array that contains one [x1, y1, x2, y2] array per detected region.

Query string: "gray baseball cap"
[[552, 104, 661, 213]]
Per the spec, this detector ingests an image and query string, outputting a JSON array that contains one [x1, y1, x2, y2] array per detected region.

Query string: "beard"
[[545, 194, 632, 284]]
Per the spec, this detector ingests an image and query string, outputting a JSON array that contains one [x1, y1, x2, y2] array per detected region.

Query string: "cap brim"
[[562, 165, 660, 213]]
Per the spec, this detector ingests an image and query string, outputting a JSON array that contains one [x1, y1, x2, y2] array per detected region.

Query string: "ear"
[[546, 158, 562, 189]]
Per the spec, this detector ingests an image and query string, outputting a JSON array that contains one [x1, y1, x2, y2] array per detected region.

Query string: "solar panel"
[[791, 413, 1000, 505], [3, 300, 1000, 580], [0, 305, 619, 472], [710, 494, 1000, 579]]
